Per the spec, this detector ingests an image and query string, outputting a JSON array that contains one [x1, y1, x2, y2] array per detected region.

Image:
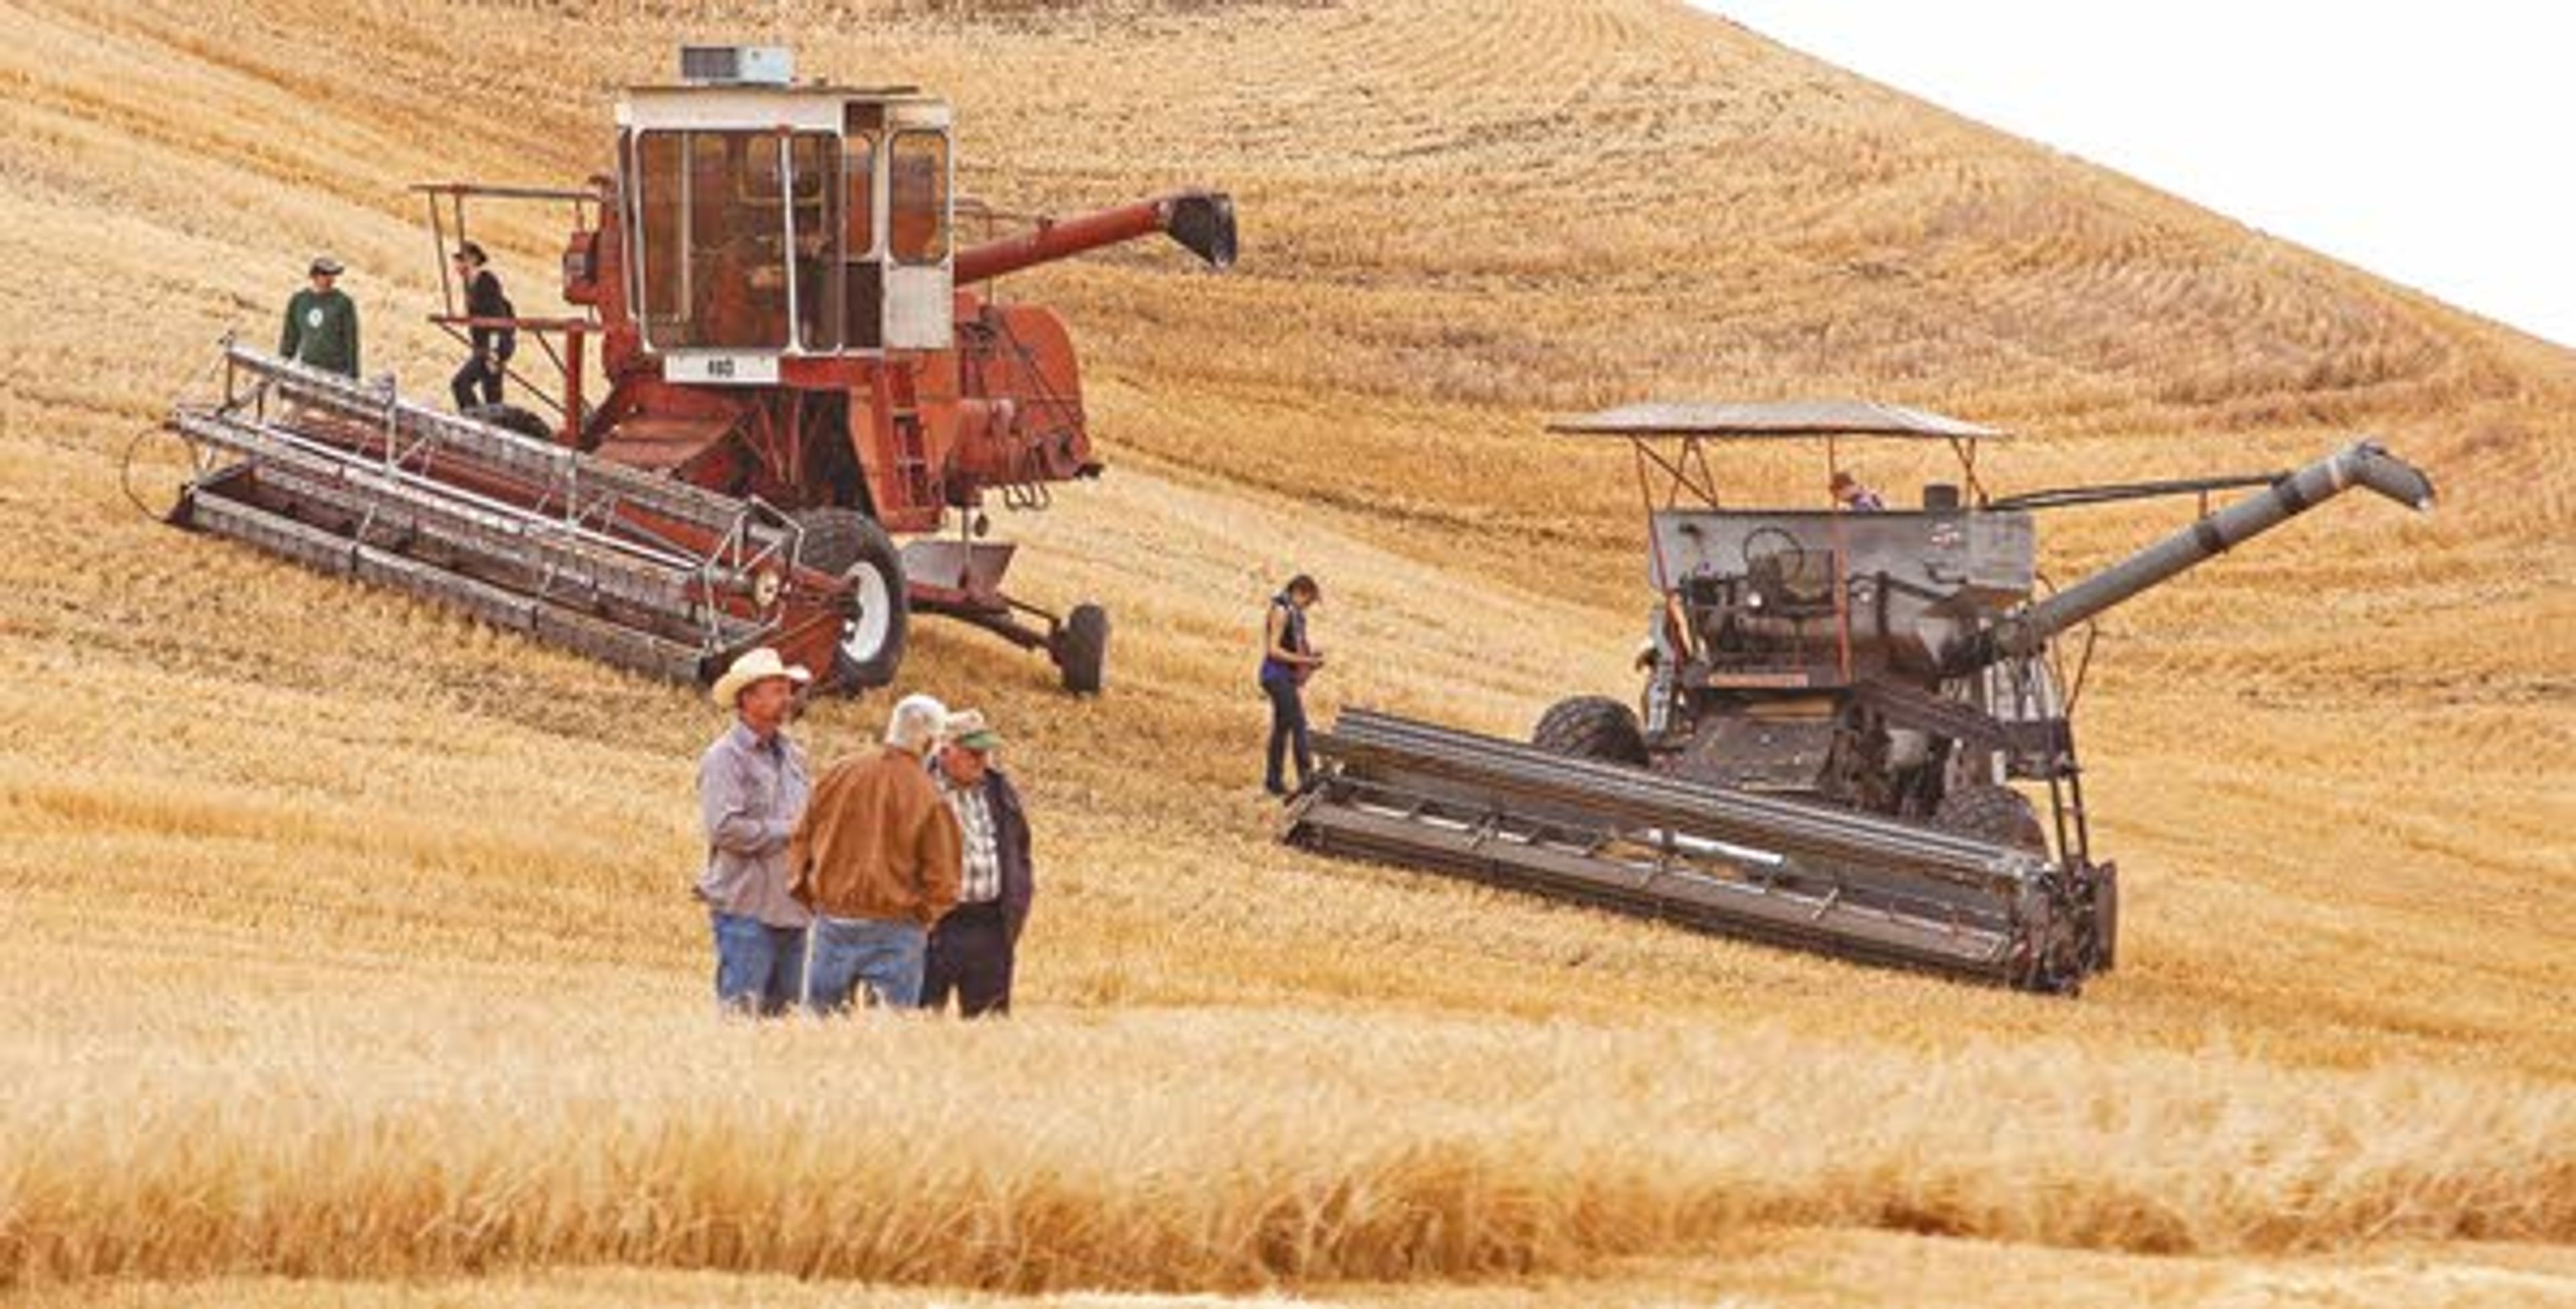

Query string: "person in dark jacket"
[[449, 242, 517, 410], [1258, 574, 1326, 797], [280, 255, 360, 377], [923, 708, 1034, 1018]]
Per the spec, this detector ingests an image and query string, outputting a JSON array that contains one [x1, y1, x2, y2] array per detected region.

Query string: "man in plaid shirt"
[[924, 708, 1034, 1017]]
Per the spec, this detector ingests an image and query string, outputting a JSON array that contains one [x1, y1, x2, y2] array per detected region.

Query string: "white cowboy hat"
[[711, 646, 811, 707]]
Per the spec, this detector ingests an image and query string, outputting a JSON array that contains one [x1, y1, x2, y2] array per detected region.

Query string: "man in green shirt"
[[280, 255, 360, 377]]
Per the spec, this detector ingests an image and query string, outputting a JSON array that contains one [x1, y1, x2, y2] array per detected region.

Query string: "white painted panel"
[[663, 352, 782, 386], [881, 114, 953, 350], [619, 90, 843, 132]]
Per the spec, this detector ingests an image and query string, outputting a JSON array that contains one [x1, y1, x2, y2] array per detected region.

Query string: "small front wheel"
[[2089, 864, 2119, 972], [1053, 602, 1110, 695]]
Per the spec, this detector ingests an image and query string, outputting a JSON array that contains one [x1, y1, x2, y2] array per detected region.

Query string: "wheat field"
[[1, 0, 2572, 1304]]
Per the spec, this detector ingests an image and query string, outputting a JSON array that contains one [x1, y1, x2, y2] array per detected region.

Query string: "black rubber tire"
[[1053, 602, 1110, 696], [1933, 783, 2049, 853], [793, 508, 908, 691], [1532, 695, 1649, 766], [464, 402, 552, 443], [2090, 864, 2119, 972]]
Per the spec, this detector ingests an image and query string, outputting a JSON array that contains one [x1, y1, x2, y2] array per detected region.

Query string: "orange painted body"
[[553, 190, 1218, 542]]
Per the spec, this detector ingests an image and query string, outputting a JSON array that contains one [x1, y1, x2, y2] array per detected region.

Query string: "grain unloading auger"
[[1285, 404, 2434, 992], [164, 46, 1234, 693]]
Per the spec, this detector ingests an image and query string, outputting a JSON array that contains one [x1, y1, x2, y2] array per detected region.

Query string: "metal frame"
[[1287, 709, 2100, 991], [416, 183, 601, 440], [168, 341, 843, 679]]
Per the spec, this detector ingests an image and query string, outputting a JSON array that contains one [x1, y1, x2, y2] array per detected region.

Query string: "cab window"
[[888, 131, 949, 265]]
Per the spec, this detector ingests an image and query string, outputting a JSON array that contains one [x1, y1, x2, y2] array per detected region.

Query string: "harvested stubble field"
[[2, 0, 2571, 1304]]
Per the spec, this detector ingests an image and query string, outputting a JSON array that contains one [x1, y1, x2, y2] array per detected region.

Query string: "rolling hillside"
[[2, 0, 2571, 1304]]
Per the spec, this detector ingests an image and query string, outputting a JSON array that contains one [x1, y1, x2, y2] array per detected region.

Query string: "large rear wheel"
[[1532, 695, 1649, 766], [1932, 783, 2049, 853], [794, 508, 908, 691]]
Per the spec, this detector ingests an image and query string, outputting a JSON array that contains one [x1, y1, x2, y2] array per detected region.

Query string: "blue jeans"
[[804, 916, 927, 1013], [710, 911, 807, 1018], [1262, 672, 1311, 793]]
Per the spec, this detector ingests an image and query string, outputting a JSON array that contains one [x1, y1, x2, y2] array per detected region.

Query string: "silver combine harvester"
[[1285, 402, 2434, 993]]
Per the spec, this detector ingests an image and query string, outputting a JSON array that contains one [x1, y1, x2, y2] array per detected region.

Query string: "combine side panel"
[[1283, 709, 2104, 992]]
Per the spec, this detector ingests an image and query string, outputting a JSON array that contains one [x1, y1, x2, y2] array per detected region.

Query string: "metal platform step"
[[592, 414, 739, 473]]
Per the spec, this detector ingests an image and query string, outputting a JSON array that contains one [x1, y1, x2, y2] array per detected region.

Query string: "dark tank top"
[[1258, 594, 1307, 684]]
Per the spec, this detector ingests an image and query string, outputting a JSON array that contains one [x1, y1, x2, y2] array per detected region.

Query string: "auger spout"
[[1947, 439, 2434, 672], [954, 190, 1236, 284]]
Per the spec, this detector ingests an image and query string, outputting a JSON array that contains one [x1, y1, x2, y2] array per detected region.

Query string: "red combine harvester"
[[166, 45, 1235, 693]]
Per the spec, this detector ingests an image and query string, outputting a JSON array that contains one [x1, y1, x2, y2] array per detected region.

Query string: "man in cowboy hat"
[[280, 255, 361, 378], [923, 708, 1035, 1018], [791, 692, 961, 1013], [696, 647, 814, 1017]]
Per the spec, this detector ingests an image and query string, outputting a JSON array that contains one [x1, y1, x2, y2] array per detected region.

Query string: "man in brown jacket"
[[792, 693, 963, 1012]]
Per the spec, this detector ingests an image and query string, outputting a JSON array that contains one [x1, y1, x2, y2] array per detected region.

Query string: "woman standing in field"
[[1259, 574, 1326, 797]]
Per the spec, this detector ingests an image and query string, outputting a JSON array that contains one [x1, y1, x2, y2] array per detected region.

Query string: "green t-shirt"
[[280, 288, 360, 376]]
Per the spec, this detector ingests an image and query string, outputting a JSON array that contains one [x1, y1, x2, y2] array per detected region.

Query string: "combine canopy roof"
[[1549, 401, 2009, 441]]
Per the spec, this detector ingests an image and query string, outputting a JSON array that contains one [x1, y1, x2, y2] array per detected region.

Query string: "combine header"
[[166, 46, 1235, 693], [1286, 403, 2434, 992]]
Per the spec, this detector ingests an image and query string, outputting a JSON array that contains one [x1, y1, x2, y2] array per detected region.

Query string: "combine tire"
[[1933, 783, 2049, 853], [2090, 864, 2119, 972], [794, 508, 908, 690], [464, 402, 552, 443], [1532, 695, 1648, 767], [1053, 603, 1110, 696]]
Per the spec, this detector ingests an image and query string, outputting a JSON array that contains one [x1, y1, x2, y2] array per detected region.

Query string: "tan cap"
[[943, 707, 1002, 752]]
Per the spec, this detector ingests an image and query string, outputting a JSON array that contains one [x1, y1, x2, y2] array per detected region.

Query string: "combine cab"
[[1286, 402, 2434, 992], [167, 46, 1235, 693]]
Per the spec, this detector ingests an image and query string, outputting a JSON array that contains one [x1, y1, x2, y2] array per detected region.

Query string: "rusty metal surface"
[[954, 190, 1235, 284], [1549, 400, 2010, 441], [177, 470, 714, 683], [164, 345, 855, 687], [172, 409, 738, 631]]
